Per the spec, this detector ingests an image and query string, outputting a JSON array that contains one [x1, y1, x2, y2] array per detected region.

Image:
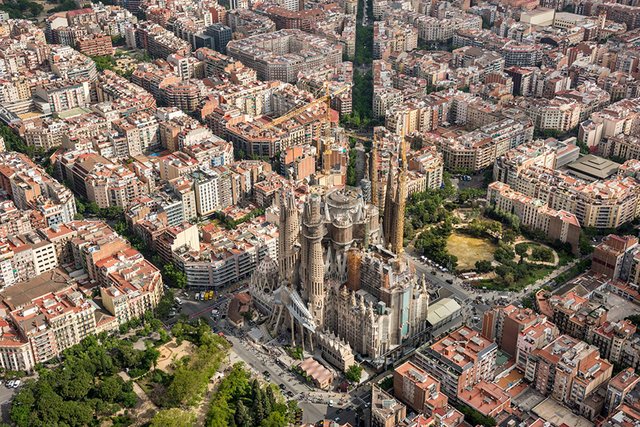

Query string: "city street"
[[224, 326, 371, 425], [0, 384, 15, 423], [163, 290, 231, 327], [225, 334, 309, 395], [405, 252, 472, 303]]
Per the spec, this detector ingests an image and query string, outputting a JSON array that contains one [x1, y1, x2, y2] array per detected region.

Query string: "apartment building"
[[522, 97, 582, 132], [452, 46, 505, 77], [449, 93, 501, 129], [385, 92, 452, 137], [547, 291, 607, 341], [0, 266, 107, 369], [0, 201, 32, 239], [603, 404, 640, 427], [226, 9, 276, 38], [579, 98, 640, 150], [611, 135, 640, 162], [158, 151, 199, 181], [415, 14, 482, 44], [0, 220, 161, 367], [224, 120, 288, 159], [418, 117, 534, 173], [0, 319, 35, 372], [127, 21, 191, 59], [154, 223, 199, 264], [46, 4, 134, 41], [75, 33, 113, 56], [487, 181, 581, 253], [0, 152, 76, 226], [502, 42, 542, 67], [48, 44, 98, 82], [5, 276, 96, 365], [112, 110, 160, 156], [495, 163, 640, 229], [592, 235, 638, 280], [190, 168, 232, 217], [458, 381, 511, 418], [130, 61, 181, 101], [82, 162, 149, 209], [597, 3, 640, 31], [227, 30, 342, 82], [604, 368, 640, 415], [407, 147, 444, 190], [517, 316, 559, 373], [166, 176, 198, 223], [528, 335, 612, 412], [21, 118, 67, 151], [0, 232, 58, 288], [174, 218, 277, 289], [253, 4, 321, 30], [280, 145, 315, 181], [493, 137, 579, 186], [413, 326, 497, 401], [95, 70, 156, 114], [393, 361, 448, 415], [371, 386, 406, 427], [373, 88, 402, 119], [591, 320, 637, 367], [99, 249, 163, 325], [183, 136, 234, 168], [13, 284, 98, 364], [161, 80, 206, 113], [373, 20, 418, 60], [482, 305, 550, 357], [157, 108, 213, 151], [33, 80, 90, 114]]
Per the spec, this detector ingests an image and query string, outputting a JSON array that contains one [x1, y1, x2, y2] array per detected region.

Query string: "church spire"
[[400, 134, 407, 171], [393, 138, 408, 255], [300, 193, 326, 328], [382, 163, 395, 249], [382, 138, 408, 255], [370, 139, 379, 208], [278, 187, 300, 283], [364, 153, 370, 180]]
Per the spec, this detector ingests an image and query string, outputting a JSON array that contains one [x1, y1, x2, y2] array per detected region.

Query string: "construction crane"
[[263, 83, 351, 129]]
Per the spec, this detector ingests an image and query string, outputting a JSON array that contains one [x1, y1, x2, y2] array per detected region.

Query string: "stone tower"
[[278, 187, 300, 284], [393, 138, 408, 255], [383, 139, 408, 255], [300, 193, 326, 327], [359, 153, 372, 203], [370, 141, 379, 208], [382, 164, 395, 249]]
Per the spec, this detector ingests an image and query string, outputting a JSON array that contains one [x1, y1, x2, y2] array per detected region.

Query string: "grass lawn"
[[446, 232, 497, 271]]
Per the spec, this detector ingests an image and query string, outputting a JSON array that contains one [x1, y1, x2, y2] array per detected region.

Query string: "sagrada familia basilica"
[[249, 142, 431, 370]]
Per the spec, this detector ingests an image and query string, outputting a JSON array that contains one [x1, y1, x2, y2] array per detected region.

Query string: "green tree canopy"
[[345, 364, 363, 383]]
